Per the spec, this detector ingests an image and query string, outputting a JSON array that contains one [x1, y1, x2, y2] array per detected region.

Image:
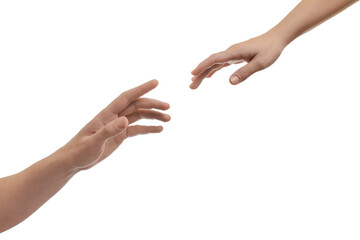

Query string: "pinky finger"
[[126, 125, 163, 137]]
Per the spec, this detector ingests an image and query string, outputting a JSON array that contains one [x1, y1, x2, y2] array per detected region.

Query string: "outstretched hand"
[[0, 80, 170, 232], [61, 80, 170, 170], [190, 32, 286, 89]]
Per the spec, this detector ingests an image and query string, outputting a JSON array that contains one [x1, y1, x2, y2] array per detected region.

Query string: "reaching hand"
[[0, 80, 170, 232], [190, 32, 286, 89], [61, 80, 170, 170]]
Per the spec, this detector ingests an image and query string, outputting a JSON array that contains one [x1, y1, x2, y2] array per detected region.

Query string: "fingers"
[[126, 109, 171, 124], [94, 116, 129, 141], [229, 58, 264, 85], [190, 63, 222, 89], [109, 124, 163, 147], [190, 51, 241, 89], [190, 62, 221, 89], [190, 62, 233, 89], [193, 63, 223, 81], [119, 98, 170, 117], [106, 80, 159, 116], [206, 63, 230, 78], [126, 125, 163, 137], [191, 51, 235, 75], [206, 64, 225, 78]]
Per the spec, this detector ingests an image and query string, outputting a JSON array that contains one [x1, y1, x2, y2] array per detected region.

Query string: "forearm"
[[268, 0, 358, 45], [0, 149, 78, 232]]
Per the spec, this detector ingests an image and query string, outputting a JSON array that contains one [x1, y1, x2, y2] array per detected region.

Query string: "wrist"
[[265, 26, 292, 50], [50, 147, 81, 177]]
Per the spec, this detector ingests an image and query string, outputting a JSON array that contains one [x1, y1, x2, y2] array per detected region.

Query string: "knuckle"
[[253, 58, 268, 69], [236, 71, 248, 81], [208, 53, 219, 63], [227, 44, 240, 52], [101, 127, 112, 138], [209, 53, 217, 59]]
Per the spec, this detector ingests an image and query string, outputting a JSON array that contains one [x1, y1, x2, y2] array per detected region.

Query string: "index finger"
[[191, 51, 234, 75], [106, 79, 159, 116]]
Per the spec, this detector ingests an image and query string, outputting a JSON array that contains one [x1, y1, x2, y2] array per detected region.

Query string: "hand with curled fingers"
[[190, 0, 358, 89], [61, 79, 170, 170], [190, 32, 285, 89]]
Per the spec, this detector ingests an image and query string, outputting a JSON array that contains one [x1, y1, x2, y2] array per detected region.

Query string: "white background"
[[0, 0, 359, 239]]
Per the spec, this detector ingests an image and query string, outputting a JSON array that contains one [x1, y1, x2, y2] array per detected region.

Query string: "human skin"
[[190, 0, 358, 89], [0, 80, 170, 233]]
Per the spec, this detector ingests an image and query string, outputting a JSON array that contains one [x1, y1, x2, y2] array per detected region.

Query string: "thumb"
[[96, 116, 128, 140], [229, 59, 263, 85]]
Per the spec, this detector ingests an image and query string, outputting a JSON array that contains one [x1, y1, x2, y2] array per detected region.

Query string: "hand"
[[190, 32, 286, 89], [60, 80, 170, 171]]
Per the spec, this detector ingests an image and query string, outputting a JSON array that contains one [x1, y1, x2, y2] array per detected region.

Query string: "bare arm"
[[0, 152, 76, 232], [272, 0, 357, 45], [0, 80, 170, 232], [190, 0, 358, 88]]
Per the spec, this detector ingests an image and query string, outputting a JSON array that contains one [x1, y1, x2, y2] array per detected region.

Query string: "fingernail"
[[230, 76, 240, 85]]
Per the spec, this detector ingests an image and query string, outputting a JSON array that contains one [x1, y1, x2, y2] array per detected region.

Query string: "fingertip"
[[116, 116, 129, 129], [189, 83, 198, 90], [164, 103, 170, 110], [149, 79, 159, 87], [164, 114, 171, 122], [157, 126, 164, 132]]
